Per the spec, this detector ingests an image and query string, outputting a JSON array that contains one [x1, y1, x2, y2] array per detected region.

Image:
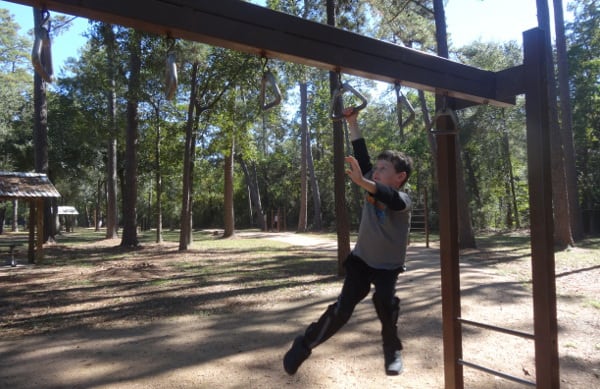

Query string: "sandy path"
[[1, 232, 597, 388]]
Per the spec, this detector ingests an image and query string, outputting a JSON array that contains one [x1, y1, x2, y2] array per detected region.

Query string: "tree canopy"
[[0, 0, 597, 242]]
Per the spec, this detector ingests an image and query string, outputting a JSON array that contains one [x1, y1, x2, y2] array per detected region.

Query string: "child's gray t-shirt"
[[352, 186, 412, 271]]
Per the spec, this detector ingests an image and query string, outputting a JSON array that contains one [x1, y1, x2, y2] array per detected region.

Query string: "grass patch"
[[586, 299, 600, 310]]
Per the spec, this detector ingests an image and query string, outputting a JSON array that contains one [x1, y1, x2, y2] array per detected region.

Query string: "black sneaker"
[[283, 336, 311, 375], [384, 348, 403, 376]]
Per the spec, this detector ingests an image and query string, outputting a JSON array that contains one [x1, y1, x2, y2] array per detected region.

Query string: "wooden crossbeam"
[[6, 0, 518, 106]]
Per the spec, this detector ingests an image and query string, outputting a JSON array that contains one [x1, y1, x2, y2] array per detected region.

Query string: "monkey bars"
[[3, 0, 558, 387]]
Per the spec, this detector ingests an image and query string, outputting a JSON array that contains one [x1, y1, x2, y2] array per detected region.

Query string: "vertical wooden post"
[[424, 187, 430, 248], [36, 198, 44, 262], [523, 28, 560, 388], [28, 200, 35, 263], [435, 113, 463, 389], [12, 199, 19, 232]]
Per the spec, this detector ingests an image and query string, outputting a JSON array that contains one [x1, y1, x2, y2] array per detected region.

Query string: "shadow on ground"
[[0, 232, 597, 388]]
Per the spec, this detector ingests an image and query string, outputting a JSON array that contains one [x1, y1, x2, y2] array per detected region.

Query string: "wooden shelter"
[[4, 1, 560, 387], [57, 205, 79, 232], [0, 171, 61, 262]]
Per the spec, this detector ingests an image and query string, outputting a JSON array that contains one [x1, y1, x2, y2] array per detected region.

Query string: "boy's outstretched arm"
[[343, 107, 372, 174], [345, 155, 376, 195]]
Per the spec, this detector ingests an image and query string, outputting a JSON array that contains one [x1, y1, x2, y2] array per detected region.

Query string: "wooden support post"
[[435, 113, 463, 388], [424, 186, 430, 248], [36, 198, 44, 262], [28, 200, 35, 263], [523, 28, 559, 388]]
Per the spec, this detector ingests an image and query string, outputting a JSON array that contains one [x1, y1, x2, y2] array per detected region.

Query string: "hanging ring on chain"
[[330, 80, 368, 121], [429, 96, 459, 135], [32, 9, 54, 83], [165, 37, 178, 100], [259, 58, 282, 110]]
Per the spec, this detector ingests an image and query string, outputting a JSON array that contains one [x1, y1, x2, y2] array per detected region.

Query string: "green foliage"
[[1, 1, 597, 237], [0, 9, 33, 171], [366, 0, 435, 49], [0, 9, 31, 74], [568, 0, 600, 211], [456, 41, 528, 230]]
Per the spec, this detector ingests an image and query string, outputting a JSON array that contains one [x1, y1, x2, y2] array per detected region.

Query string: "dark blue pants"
[[303, 253, 403, 351]]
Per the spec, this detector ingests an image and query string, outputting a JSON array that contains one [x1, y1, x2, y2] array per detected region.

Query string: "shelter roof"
[[57, 206, 79, 215], [0, 171, 61, 200]]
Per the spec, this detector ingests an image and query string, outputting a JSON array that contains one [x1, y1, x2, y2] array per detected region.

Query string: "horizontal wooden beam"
[[496, 65, 526, 101], [6, 0, 518, 106]]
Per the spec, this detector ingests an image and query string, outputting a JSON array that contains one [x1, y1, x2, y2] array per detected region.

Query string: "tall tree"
[[554, 0, 584, 241], [223, 130, 235, 237], [432, 0, 476, 248], [458, 41, 526, 230], [31, 8, 74, 243], [220, 59, 261, 237], [178, 45, 253, 248], [148, 98, 164, 243], [0, 9, 31, 235], [0, 8, 32, 172], [32, 8, 53, 243], [179, 61, 198, 250], [238, 153, 266, 230], [267, 0, 324, 231], [139, 37, 182, 243], [567, 0, 600, 228], [307, 114, 323, 231], [537, 0, 574, 248], [101, 22, 119, 239], [298, 81, 309, 232], [120, 30, 142, 247]]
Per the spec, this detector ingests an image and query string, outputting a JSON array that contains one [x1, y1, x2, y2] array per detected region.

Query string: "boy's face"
[[373, 159, 406, 189]]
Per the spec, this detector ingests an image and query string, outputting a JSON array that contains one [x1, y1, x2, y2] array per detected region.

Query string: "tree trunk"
[[120, 30, 141, 247], [12, 199, 18, 232], [536, 0, 574, 248], [238, 155, 266, 231], [251, 162, 266, 230], [553, 0, 583, 241], [327, 0, 350, 276], [456, 148, 476, 247], [179, 62, 199, 250], [501, 110, 521, 228], [223, 136, 235, 238], [300, 0, 322, 231], [104, 23, 119, 239], [463, 152, 482, 227], [154, 104, 163, 243], [307, 109, 322, 232], [418, 89, 439, 223], [32, 8, 55, 244], [95, 178, 102, 231], [298, 82, 308, 232]]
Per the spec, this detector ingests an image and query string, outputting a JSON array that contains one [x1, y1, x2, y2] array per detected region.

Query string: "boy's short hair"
[[376, 150, 413, 181]]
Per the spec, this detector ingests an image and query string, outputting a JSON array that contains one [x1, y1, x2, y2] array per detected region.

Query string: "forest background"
[[0, 0, 598, 252]]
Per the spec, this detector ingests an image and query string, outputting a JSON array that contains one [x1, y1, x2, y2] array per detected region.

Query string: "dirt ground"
[[0, 231, 598, 388]]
